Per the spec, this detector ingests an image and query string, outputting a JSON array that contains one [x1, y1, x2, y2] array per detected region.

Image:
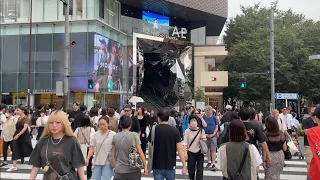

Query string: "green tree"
[[194, 87, 205, 102], [221, 3, 320, 102]]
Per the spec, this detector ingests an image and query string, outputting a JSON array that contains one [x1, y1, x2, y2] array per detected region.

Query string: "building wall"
[[0, 21, 130, 107], [1, 0, 120, 29]]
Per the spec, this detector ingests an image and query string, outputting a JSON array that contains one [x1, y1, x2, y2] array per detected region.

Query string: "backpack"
[[218, 122, 230, 148], [243, 122, 256, 145]]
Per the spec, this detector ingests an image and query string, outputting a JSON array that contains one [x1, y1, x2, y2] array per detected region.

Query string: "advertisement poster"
[[94, 34, 123, 93], [142, 11, 170, 27]]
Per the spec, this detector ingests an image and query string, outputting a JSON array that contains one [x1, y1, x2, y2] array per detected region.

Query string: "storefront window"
[[99, 0, 104, 19], [76, 0, 82, 17]]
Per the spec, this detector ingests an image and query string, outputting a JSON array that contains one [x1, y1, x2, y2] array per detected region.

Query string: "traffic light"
[[240, 77, 246, 88], [88, 78, 93, 89]]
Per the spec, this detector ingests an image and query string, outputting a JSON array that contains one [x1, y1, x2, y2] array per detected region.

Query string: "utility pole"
[[61, 0, 70, 109], [27, 0, 33, 109], [270, 8, 275, 110]]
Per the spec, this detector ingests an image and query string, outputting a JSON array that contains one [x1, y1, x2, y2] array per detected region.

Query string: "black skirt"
[[12, 131, 33, 160]]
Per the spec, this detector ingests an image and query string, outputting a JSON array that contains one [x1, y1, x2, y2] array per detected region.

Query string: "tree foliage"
[[222, 3, 320, 102], [194, 87, 205, 102]]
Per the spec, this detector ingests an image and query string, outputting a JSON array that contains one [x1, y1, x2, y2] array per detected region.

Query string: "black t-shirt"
[[220, 111, 232, 125], [302, 117, 317, 146], [29, 136, 85, 180], [148, 124, 181, 170], [118, 115, 141, 133], [243, 121, 267, 148], [137, 115, 148, 135]]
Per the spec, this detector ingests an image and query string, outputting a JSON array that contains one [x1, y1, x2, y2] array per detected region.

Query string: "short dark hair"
[[80, 105, 87, 112], [73, 102, 79, 106], [8, 108, 15, 114], [157, 110, 170, 122], [123, 104, 132, 110], [248, 107, 256, 120], [107, 107, 115, 117], [81, 115, 91, 127], [229, 119, 246, 142], [239, 108, 251, 121], [265, 117, 279, 134], [189, 106, 194, 110], [120, 116, 132, 129], [188, 115, 198, 124], [99, 116, 110, 124], [90, 108, 99, 117], [231, 111, 240, 120], [18, 106, 29, 115], [100, 108, 107, 116]]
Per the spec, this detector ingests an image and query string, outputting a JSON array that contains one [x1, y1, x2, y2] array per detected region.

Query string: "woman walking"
[[112, 116, 148, 180], [86, 116, 116, 180], [217, 119, 262, 180], [0, 108, 16, 167], [7, 106, 33, 172], [36, 109, 48, 140], [136, 107, 148, 154], [29, 110, 86, 180], [75, 115, 95, 179], [184, 115, 207, 180], [263, 117, 287, 180]]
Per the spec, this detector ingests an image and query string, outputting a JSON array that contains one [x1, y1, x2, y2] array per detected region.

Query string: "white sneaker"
[[6, 167, 17, 172]]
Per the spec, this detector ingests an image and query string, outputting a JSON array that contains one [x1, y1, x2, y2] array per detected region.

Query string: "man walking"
[[148, 110, 187, 180], [302, 105, 317, 170], [279, 107, 294, 135], [203, 105, 219, 171]]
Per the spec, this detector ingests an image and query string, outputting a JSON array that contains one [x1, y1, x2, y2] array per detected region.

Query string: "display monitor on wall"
[[142, 11, 169, 27]]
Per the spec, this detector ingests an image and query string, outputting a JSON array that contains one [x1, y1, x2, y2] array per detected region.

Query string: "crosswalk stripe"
[[0, 139, 307, 180]]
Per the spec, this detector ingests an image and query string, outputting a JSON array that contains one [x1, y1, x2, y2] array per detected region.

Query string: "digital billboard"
[[142, 11, 170, 27], [94, 34, 124, 93]]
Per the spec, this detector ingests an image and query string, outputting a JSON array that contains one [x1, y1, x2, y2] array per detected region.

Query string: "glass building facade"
[[0, 0, 130, 109]]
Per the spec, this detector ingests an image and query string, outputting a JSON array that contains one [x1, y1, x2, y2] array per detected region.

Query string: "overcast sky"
[[228, 0, 320, 20]]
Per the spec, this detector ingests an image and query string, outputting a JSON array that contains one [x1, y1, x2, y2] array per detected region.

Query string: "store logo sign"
[[171, 27, 187, 39]]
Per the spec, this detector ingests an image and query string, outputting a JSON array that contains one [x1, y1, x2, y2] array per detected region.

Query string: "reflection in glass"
[[76, 0, 82, 16]]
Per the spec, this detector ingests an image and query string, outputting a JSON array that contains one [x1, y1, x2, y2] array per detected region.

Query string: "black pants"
[[87, 147, 93, 179], [141, 136, 147, 155], [2, 140, 13, 162], [187, 151, 204, 180]]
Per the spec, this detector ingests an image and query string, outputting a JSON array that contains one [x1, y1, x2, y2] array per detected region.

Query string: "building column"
[[84, 93, 94, 110]]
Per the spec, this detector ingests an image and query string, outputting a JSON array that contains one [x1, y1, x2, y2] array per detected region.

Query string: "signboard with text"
[[275, 93, 299, 100]]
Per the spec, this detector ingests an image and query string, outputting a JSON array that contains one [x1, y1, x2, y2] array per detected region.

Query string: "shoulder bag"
[[129, 132, 144, 169], [225, 143, 249, 180]]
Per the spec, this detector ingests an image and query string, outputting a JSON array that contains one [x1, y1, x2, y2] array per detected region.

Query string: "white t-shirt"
[[277, 117, 286, 132], [0, 112, 6, 131], [90, 130, 116, 165], [36, 116, 49, 127], [217, 143, 262, 180], [279, 113, 294, 130]]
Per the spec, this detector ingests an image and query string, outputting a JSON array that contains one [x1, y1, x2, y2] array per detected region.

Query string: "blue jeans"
[[153, 169, 175, 180], [92, 164, 113, 180]]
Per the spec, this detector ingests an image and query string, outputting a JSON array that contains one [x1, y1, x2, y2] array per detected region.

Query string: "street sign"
[[275, 93, 299, 100], [309, 54, 320, 60]]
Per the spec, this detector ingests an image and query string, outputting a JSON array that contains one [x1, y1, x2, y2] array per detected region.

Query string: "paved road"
[[0, 153, 308, 180], [0, 139, 308, 180]]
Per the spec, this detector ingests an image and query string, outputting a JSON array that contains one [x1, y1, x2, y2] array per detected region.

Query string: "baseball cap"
[[226, 105, 232, 111], [312, 106, 320, 118]]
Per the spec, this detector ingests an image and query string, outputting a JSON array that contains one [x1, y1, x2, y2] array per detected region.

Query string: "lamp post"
[[27, 0, 33, 109], [60, 0, 70, 109], [270, 8, 275, 110]]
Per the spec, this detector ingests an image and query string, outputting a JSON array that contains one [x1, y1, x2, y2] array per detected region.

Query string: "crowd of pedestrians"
[[0, 103, 320, 180]]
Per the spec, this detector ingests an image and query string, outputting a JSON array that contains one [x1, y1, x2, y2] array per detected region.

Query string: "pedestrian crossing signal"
[[240, 77, 246, 88], [88, 78, 93, 89]]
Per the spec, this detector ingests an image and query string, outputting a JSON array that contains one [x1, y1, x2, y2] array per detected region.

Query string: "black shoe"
[[0, 162, 8, 167], [205, 163, 212, 168], [211, 165, 218, 171]]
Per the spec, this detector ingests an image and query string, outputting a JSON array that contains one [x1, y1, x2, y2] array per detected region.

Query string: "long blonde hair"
[[41, 110, 75, 138], [271, 109, 279, 119]]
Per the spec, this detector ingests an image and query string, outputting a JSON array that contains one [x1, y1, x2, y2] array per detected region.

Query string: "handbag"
[[287, 137, 298, 155], [225, 143, 249, 180], [129, 133, 144, 170]]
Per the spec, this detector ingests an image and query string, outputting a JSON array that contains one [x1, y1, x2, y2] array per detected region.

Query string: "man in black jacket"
[[72, 105, 87, 131]]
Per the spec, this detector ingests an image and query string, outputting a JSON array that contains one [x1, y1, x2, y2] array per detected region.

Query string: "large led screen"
[[94, 34, 124, 93], [142, 11, 170, 27]]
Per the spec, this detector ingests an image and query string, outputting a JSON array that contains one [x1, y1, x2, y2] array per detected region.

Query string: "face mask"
[[5, 113, 9, 117], [190, 121, 198, 128]]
